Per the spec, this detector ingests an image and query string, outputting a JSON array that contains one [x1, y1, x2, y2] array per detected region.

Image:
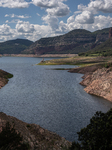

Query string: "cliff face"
[[23, 28, 110, 54], [80, 68, 112, 101], [0, 112, 71, 150]]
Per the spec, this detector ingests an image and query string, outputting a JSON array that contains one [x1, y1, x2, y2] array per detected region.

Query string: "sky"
[[0, 0, 112, 42]]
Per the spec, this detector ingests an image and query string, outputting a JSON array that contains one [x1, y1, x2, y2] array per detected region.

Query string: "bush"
[[70, 108, 112, 150], [0, 122, 30, 150]]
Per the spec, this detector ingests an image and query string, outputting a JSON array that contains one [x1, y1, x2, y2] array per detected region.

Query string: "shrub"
[[70, 108, 112, 150], [0, 122, 30, 150]]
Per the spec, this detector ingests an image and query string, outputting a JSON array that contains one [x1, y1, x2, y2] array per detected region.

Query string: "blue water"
[[0, 57, 112, 142]]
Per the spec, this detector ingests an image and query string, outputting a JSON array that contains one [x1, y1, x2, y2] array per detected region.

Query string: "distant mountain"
[[0, 39, 33, 54], [23, 28, 110, 55]]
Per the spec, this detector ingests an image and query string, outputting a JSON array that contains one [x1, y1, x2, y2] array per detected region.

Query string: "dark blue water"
[[0, 57, 112, 142]]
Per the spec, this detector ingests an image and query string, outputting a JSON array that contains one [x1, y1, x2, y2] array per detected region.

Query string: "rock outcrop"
[[0, 112, 71, 150], [0, 69, 13, 89], [69, 65, 112, 102], [80, 68, 112, 101]]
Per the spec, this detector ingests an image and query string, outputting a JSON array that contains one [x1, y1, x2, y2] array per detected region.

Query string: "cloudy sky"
[[0, 0, 112, 42]]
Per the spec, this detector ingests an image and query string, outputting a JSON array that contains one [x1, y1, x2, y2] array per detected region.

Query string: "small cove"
[[0, 56, 112, 142]]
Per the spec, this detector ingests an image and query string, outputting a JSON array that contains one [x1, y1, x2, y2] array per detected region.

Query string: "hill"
[[0, 39, 33, 54], [79, 37, 112, 56], [23, 28, 110, 55]]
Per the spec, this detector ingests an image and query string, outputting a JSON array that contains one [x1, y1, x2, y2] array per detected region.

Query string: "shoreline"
[[0, 69, 13, 89], [69, 65, 112, 102], [38, 56, 112, 102], [0, 112, 71, 150], [2, 54, 78, 58]]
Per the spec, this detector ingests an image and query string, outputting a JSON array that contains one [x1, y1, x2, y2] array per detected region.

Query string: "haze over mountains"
[[0, 27, 111, 55]]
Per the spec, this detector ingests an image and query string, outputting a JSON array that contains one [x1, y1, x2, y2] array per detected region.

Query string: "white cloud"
[[32, 0, 58, 8], [69, 0, 112, 31], [58, 21, 68, 33], [46, 2, 70, 17], [5, 19, 20, 24], [37, 13, 40, 16], [5, 14, 9, 17], [65, 14, 112, 32], [78, 0, 112, 14], [0, 0, 29, 8], [75, 11, 94, 24], [88, 0, 112, 13], [67, 15, 75, 24], [0, 24, 16, 41], [92, 15, 112, 30], [5, 14, 31, 19], [16, 21, 35, 33], [42, 15, 58, 30]]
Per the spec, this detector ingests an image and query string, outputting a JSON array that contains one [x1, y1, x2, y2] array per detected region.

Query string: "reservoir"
[[0, 56, 112, 142]]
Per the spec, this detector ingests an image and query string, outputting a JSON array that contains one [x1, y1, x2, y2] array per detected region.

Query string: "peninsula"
[[0, 69, 13, 89]]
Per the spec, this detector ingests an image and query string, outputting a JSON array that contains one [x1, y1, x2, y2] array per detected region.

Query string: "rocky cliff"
[[0, 112, 71, 150], [23, 28, 110, 55], [80, 68, 112, 101], [69, 65, 112, 102]]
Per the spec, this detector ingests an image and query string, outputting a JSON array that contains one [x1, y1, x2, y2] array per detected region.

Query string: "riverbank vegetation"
[[1, 109, 112, 150], [38, 56, 112, 69]]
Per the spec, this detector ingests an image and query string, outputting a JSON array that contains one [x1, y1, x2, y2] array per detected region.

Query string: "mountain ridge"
[[23, 28, 110, 55], [0, 27, 111, 55]]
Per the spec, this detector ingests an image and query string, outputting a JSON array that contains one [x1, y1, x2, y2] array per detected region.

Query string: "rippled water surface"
[[0, 57, 112, 141]]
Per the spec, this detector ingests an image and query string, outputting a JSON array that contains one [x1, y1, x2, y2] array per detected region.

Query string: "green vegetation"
[[38, 56, 109, 67], [0, 70, 13, 81], [69, 108, 112, 150], [79, 37, 112, 57], [0, 122, 30, 150], [0, 39, 33, 54]]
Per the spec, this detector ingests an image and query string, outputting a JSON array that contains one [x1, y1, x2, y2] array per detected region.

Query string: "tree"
[[70, 108, 112, 150]]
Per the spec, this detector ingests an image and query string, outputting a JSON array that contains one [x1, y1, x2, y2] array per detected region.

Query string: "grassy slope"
[[38, 56, 109, 67]]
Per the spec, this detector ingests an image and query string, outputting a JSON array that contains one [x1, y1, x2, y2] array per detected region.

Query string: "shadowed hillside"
[[0, 39, 33, 54]]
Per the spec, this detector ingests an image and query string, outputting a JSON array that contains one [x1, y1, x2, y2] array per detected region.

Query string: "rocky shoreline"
[[69, 65, 112, 102], [0, 69, 13, 89], [2, 54, 77, 58], [0, 69, 71, 150], [0, 112, 71, 150]]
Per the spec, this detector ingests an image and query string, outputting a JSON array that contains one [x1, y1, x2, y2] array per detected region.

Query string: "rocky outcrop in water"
[[0, 69, 13, 89], [80, 68, 112, 101], [0, 112, 71, 150], [69, 65, 112, 102]]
